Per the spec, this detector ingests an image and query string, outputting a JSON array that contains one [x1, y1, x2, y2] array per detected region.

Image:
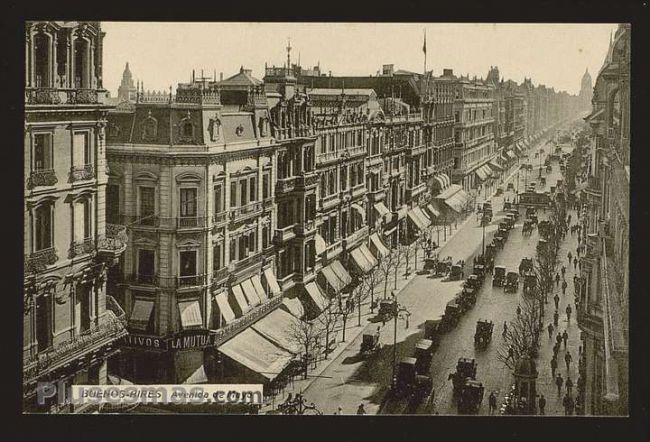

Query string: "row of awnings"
[[432, 173, 451, 191], [350, 243, 379, 273], [435, 184, 470, 214], [407, 206, 432, 231], [131, 298, 204, 331], [213, 269, 281, 325], [320, 260, 352, 294]]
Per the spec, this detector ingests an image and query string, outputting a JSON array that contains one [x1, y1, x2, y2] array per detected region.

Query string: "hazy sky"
[[102, 22, 618, 97]]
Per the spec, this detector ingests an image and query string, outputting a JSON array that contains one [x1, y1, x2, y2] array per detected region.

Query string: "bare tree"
[[354, 273, 374, 326], [316, 302, 339, 359], [377, 249, 396, 300], [286, 319, 321, 379], [393, 243, 407, 288], [498, 296, 544, 371], [363, 266, 379, 313]]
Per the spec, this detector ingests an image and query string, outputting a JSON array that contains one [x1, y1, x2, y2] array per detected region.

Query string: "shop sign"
[[121, 331, 217, 352]]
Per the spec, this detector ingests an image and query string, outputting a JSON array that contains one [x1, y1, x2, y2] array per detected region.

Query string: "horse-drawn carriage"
[[360, 331, 382, 358], [449, 358, 478, 396], [504, 272, 520, 293], [474, 320, 494, 348], [449, 260, 465, 281], [493, 266, 506, 287]]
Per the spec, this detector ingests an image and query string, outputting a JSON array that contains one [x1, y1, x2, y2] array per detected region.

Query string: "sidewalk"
[[261, 162, 523, 413]]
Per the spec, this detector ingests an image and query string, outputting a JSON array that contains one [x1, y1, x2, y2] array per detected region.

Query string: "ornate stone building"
[[24, 21, 128, 413], [579, 23, 629, 416]]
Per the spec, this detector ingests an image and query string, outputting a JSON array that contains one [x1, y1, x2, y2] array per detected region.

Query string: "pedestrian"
[[568, 251, 572, 263], [356, 403, 366, 415], [547, 322, 554, 339], [578, 344, 582, 358], [561, 265, 566, 278], [566, 377, 574, 396], [555, 273, 560, 287], [516, 305, 521, 316], [503, 321, 508, 337], [553, 341, 560, 358], [488, 391, 497, 415], [538, 394, 546, 415], [551, 356, 558, 378], [556, 374, 564, 395], [565, 351, 573, 372], [554, 310, 559, 327], [562, 280, 568, 296], [556, 333, 563, 347], [563, 393, 573, 415], [573, 256, 578, 270], [562, 330, 569, 349], [554, 293, 560, 310], [566, 304, 572, 323], [576, 246, 581, 257]]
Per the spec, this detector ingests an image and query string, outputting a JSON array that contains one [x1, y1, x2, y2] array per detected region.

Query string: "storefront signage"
[[121, 331, 217, 352]]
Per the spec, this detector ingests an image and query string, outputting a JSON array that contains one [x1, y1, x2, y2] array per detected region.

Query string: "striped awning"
[[475, 164, 492, 183], [488, 160, 504, 172], [321, 265, 346, 293], [314, 233, 327, 255], [129, 299, 154, 331], [178, 300, 203, 329], [351, 247, 375, 274], [359, 243, 378, 268], [433, 173, 451, 190], [374, 202, 391, 219], [408, 209, 427, 231], [369, 233, 390, 258], [229, 284, 250, 316], [281, 297, 305, 319], [263, 267, 282, 296], [304, 282, 330, 314], [214, 292, 236, 324], [426, 204, 440, 219], [331, 260, 352, 286]]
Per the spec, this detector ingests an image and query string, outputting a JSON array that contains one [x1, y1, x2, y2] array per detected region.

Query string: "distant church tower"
[[579, 68, 593, 111], [117, 62, 137, 102]]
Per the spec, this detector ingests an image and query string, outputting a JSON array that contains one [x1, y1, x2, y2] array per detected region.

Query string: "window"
[[229, 238, 236, 262], [78, 284, 91, 332], [36, 293, 52, 352], [33, 133, 53, 171], [239, 180, 247, 207], [180, 188, 197, 217], [213, 243, 223, 270], [230, 181, 237, 209], [214, 183, 224, 214], [179, 250, 197, 277], [73, 132, 90, 166], [262, 173, 270, 200], [249, 176, 256, 203], [139, 187, 155, 225], [82, 198, 92, 240], [33, 204, 53, 251], [248, 231, 256, 255], [106, 184, 120, 224], [182, 122, 193, 138], [138, 249, 155, 282], [262, 225, 270, 249], [340, 166, 347, 191], [238, 236, 246, 260]]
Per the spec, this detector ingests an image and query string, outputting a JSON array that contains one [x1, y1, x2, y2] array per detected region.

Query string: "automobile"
[[465, 274, 481, 291], [522, 219, 534, 236], [493, 235, 505, 249], [414, 339, 434, 374], [504, 272, 520, 293], [442, 300, 461, 330], [460, 288, 477, 311], [525, 207, 536, 218], [546, 165, 552, 173], [523, 274, 537, 295], [499, 221, 510, 232], [530, 213, 538, 224], [498, 226, 510, 240], [434, 257, 453, 277], [424, 319, 443, 347], [448, 358, 478, 396], [474, 320, 494, 348], [493, 266, 506, 287], [508, 209, 520, 221], [360, 332, 381, 358], [537, 238, 548, 254], [458, 380, 485, 414], [503, 201, 512, 211], [449, 262, 464, 281], [393, 357, 433, 401], [378, 300, 396, 322]]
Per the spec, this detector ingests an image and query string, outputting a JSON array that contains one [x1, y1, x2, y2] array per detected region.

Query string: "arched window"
[[33, 203, 54, 251], [73, 37, 90, 88], [33, 33, 50, 88]]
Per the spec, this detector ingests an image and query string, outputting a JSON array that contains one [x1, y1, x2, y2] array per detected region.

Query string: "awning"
[[263, 267, 282, 296], [374, 202, 390, 220], [488, 160, 504, 172], [230, 284, 250, 316], [351, 247, 374, 273], [129, 299, 154, 331], [414, 207, 431, 227], [370, 233, 390, 258], [426, 204, 440, 219], [251, 274, 268, 303], [330, 260, 352, 286], [433, 175, 446, 190], [444, 193, 465, 214], [182, 364, 208, 384], [359, 243, 378, 268], [219, 328, 294, 381], [251, 308, 302, 354], [408, 209, 427, 231], [351, 204, 366, 222], [506, 150, 516, 159], [321, 265, 346, 293], [408, 207, 431, 231], [314, 233, 327, 255], [475, 164, 491, 183], [584, 107, 604, 123], [394, 206, 408, 221], [214, 291, 236, 324], [281, 297, 305, 319], [178, 300, 203, 329], [304, 282, 330, 314], [437, 173, 451, 189], [241, 278, 261, 307], [436, 183, 462, 200]]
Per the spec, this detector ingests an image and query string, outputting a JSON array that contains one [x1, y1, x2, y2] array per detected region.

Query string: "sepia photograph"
[[22, 20, 630, 418]]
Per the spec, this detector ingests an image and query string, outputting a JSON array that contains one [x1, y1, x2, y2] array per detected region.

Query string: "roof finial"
[[287, 37, 292, 69]]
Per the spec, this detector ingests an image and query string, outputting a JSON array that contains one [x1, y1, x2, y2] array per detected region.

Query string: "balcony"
[[177, 274, 208, 288], [97, 224, 128, 261], [212, 211, 229, 227], [212, 295, 283, 346], [274, 224, 297, 243], [316, 151, 339, 165], [230, 202, 263, 223], [351, 184, 366, 199], [275, 177, 297, 194], [211, 267, 230, 289], [125, 273, 207, 289], [23, 305, 127, 385], [68, 164, 95, 183], [262, 197, 274, 210], [68, 238, 95, 259], [408, 144, 427, 157], [325, 240, 343, 260], [343, 146, 366, 159], [233, 252, 264, 273], [296, 172, 318, 189], [407, 182, 427, 199], [366, 188, 386, 203], [320, 193, 340, 211], [26, 169, 58, 189], [294, 218, 317, 236], [25, 247, 58, 274], [176, 216, 208, 229], [343, 226, 369, 250]]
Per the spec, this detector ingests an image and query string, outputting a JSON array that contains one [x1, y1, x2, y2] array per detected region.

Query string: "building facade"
[[578, 23, 629, 416], [24, 21, 128, 413]]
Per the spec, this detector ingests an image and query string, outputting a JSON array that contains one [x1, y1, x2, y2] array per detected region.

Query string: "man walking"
[[573, 256, 578, 270], [565, 351, 573, 372], [554, 293, 560, 310], [488, 391, 497, 415], [563, 393, 574, 415], [566, 304, 572, 323], [555, 273, 560, 287], [561, 265, 566, 279], [516, 305, 521, 316], [567, 251, 572, 264], [356, 403, 366, 415], [538, 394, 546, 415], [551, 355, 558, 378], [556, 374, 564, 395], [561, 280, 568, 296], [547, 322, 554, 339], [553, 310, 559, 327], [556, 333, 563, 348], [562, 330, 569, 349], [503, 321, 508, 337], [566, 376, 574, 396]]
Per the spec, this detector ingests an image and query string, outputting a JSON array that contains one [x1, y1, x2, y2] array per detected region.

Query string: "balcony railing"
[[320, 193, 340, 210], [316, 151, 338, 165], [343, 146, 366, 158], [343, 226, 369, 250], [68, 238, 96, 259], [211, 267, 230, 289], [230, 202, 263, 222], [212, 295, 283, 346], [26, 169, 58, 189], [366, 188, 386, 202], [66, 88, 100, 105], [276, 177, 297, 194], [351, 183, 366, 198], [294, 219, 317, 236], [177, 274, 208, 288], [233, 252, 263, 272], [23, 308, 127, 384], [25, 247, 58, 274], [296, 172, 318, 189], [68, 164, 95, 182], [125, 273, 207, 289], [275, 224, 297, 243], [176, 216, 208, 229], [212, 211, 228, 226]]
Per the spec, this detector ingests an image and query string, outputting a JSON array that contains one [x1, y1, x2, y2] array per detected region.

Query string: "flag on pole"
[[423, 30, 427, 54]]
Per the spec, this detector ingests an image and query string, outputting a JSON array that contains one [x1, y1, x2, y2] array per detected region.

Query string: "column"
[[51, 31, 57, 88], [69, 31, 75, 88], [25, 31, 31, 87]]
